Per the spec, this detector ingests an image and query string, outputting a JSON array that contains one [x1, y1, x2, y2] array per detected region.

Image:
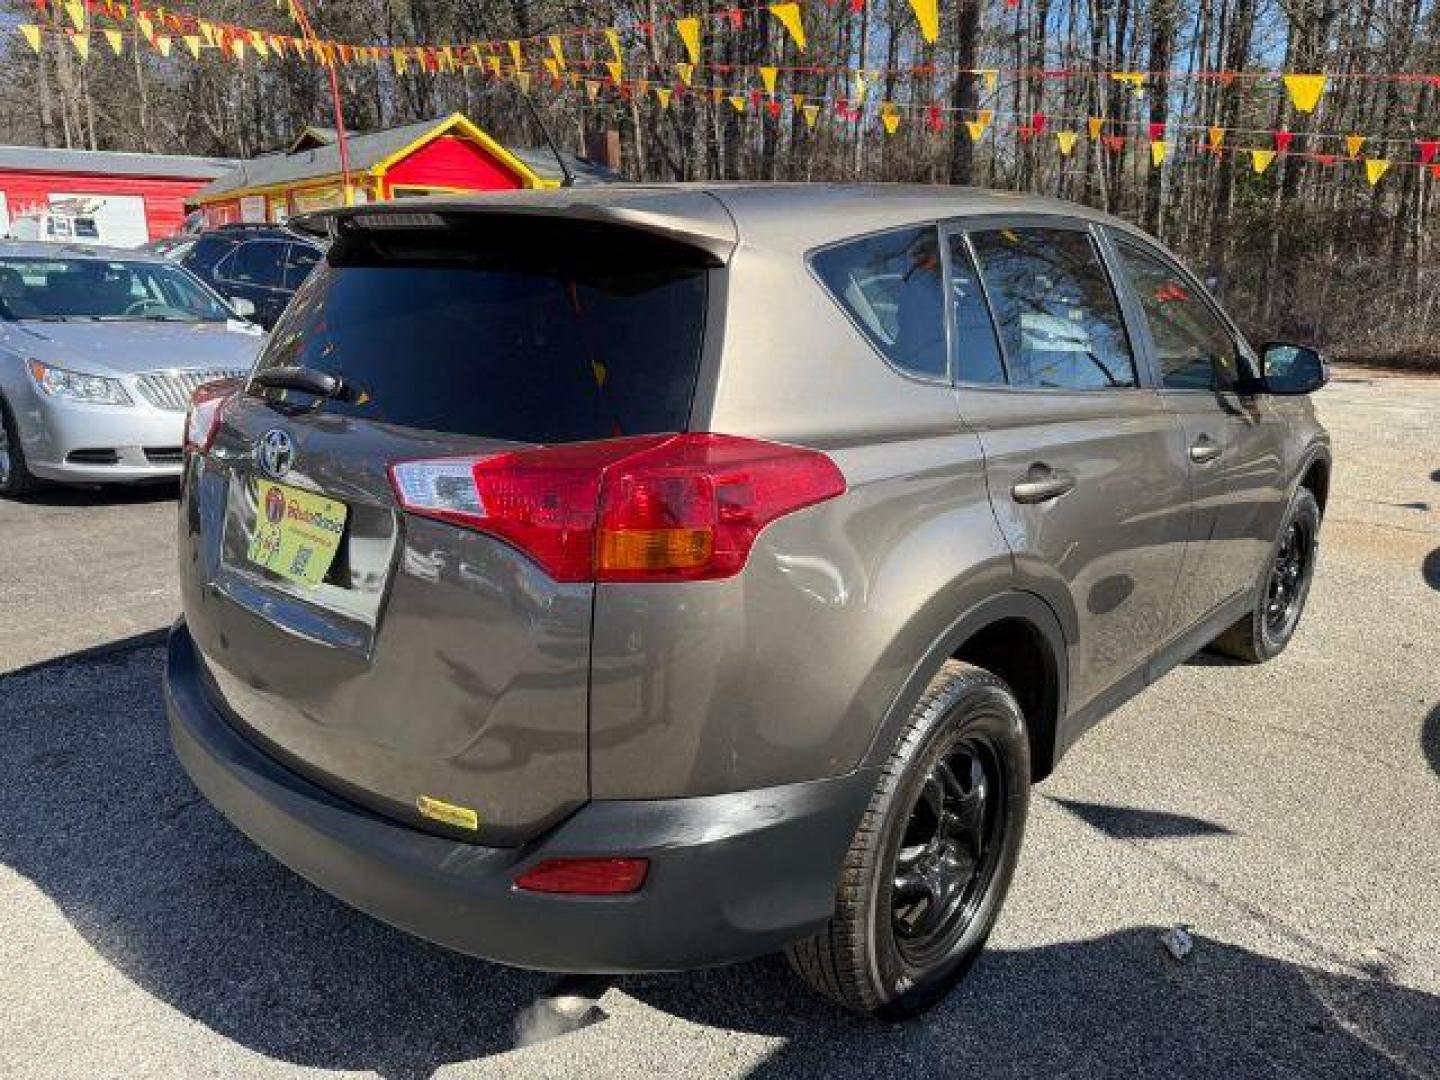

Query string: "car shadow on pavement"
[[1423, 702, 1440, 782], [1048, 797, 1234, 840], [627, 928, 1440, 1079], [1423, 548, 1440, 591], [15, 481, 180, 508], [3, 639, 1437, 1080]]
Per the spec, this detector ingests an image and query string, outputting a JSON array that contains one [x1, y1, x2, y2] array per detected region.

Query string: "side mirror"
[[229, 296, 257, 320], [1258, 341, 1328, 395]]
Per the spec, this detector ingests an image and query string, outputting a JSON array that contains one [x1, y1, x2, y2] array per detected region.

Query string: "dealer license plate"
[[246, 480, 348, 588]]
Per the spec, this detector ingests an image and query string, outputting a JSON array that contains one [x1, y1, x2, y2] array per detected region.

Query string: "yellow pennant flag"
[[1151, 140, 1167, 166], [542, 57, 559, 79], [1345, 134, 1365, 159], [710, 86, 725, 105], [182, 34, 201, 58], [1056, 130, 1078, 156], [271, 36, 287, 58], [507, 40, 523, 69], [1364, 158, 1390, 186], [978, 69, 997, 93], [1207, 126, 1225, 151], [802, 103, 820, 127], [1250, 148, 1276, 174], [1282, 74, 1326, 114], [792, 93, 806, 112], [605, 28, 622, 62], [549, 36, 565, 70], [71, 31, 90, 60], [393, 49, 408, 74], [769, 3, 806, 52], [675, 16, 700, 64], [853, 71, 868, 104], [604, 59, 623, 84], [729, 94, 747, 113], [965, 111, 993, 143], [63, 0, 86, 31], [104, 28, 124, 55], [198, 21, 215, 45], [676, 61, 694, 86], [485, 55, 501, 77], [881, 103, 901, 135], [759, 66, 778, 95], [908, 0, 939, 44], [1111, 71, 1146, 95], [585, 79, 600, 101], [655, 86, 672, 109], [155, 34, 171, 57], [249, 31, 269, 58], [137, 14, 154, 42], [18, 24, 42, 53], [1087, 116, 1104, 140], [515, 70, 532, 93]]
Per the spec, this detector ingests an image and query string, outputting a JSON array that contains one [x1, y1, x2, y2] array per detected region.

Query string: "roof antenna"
[[517, 85, 575, 187]]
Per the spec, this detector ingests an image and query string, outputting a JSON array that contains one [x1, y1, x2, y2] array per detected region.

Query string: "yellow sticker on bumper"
[[246, 480, 347, 588], [416, 795, 479, 831]]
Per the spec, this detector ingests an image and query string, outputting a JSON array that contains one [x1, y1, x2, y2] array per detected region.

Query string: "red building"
[[194, 113, 604, 225], [0, 145, 236, 246]]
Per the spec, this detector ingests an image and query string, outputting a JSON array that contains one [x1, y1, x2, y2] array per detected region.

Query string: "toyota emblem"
[[256, 429, 295, 480]]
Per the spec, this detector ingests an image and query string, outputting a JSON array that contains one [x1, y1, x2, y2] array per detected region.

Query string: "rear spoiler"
[[289, 192, 738, 264]]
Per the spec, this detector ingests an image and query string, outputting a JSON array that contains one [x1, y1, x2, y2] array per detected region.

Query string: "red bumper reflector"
[[514, 857, 650, 895]]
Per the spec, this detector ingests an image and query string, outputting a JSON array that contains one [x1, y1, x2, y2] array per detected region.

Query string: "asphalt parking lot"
[[1, 366, 1436, 1079]]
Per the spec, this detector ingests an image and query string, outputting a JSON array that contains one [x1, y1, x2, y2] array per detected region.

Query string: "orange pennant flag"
[[1345, 135, 1365, 159], [1207, 126, 1225, 151], [1087, 117, 1104, 140]]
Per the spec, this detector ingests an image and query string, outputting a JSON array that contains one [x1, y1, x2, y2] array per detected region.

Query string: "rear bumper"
[[165, 622, 876, 973]]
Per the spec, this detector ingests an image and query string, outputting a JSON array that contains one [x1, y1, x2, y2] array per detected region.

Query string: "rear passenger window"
[[811, 226, 948, 380], [969, 228, 1137, 390], [1115, 241, 1239, 391], [945, 233, 1005, 384]]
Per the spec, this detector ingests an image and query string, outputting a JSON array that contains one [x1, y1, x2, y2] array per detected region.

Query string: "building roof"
[[0, 145, 238, 181], [506, 147, 622, 186]]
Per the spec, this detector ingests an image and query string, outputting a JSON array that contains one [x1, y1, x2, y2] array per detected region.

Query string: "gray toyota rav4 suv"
[[165, 184, 1331, 1017]]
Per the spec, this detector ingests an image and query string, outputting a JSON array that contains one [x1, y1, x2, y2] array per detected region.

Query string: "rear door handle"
[[1189, 435, 1222, 464], [1011, 465, 1077, 504]]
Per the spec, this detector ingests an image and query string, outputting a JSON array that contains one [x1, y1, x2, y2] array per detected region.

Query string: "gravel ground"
[[0, 367, 1436, 1079]]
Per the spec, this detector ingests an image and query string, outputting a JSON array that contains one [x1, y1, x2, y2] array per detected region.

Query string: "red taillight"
[[184, 379, 240, 454], [389, 433, 846, 583], [514, 857, 649, 895]]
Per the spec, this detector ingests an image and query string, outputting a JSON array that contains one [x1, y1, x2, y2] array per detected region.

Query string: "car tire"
[[787, 660, 1030, 1018], [0, 395, 42, 499], [1211, 486, 1321, 663]]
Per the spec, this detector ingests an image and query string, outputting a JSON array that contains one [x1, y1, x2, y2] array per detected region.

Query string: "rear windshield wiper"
[[250, 365, 344, 399]]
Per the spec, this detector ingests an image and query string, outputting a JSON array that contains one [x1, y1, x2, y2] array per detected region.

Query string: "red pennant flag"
[[1148, 121, 1165, 142], [721, 8, 742, 29], [638, 20, 653, 35], [926, 104, 944, 133], [1274, 130, 1293, 153], [767, 99, 782, 119], [1429, 76, 1440, 90], [835, 97, 849, 117], [849, 0, 864, 12], [1103, 134, 1126, 153], [1031, 112, 1046, 136], [1418, 140, 1440, 166], [749, 89, 763, 110], [1431, 164, 1440, 179], [1313, 153, 1337, 166]]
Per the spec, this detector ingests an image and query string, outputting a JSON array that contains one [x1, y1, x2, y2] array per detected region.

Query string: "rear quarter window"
[[810, 226, 948, 381], [254, 218, 712, 445]]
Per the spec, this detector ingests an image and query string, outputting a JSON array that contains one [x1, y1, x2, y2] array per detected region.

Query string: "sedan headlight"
[[27, 360, 132, 406]]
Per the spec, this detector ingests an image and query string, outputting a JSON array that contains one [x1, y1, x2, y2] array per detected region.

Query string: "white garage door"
[[50, 192, 149, 248]]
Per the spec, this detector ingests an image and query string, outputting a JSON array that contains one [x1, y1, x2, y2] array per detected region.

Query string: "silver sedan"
[[0, 241, 266, 494]]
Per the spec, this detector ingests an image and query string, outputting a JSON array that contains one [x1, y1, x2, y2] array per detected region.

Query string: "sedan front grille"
[[134, 369, 249, 412]]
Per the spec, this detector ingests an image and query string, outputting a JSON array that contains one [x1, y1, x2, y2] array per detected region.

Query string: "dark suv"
[[179, 224, 325, 329], [165, 185, 1330, 1017]]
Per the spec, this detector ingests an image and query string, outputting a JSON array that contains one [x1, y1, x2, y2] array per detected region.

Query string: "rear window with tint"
[[251, 219, 710, 444]]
